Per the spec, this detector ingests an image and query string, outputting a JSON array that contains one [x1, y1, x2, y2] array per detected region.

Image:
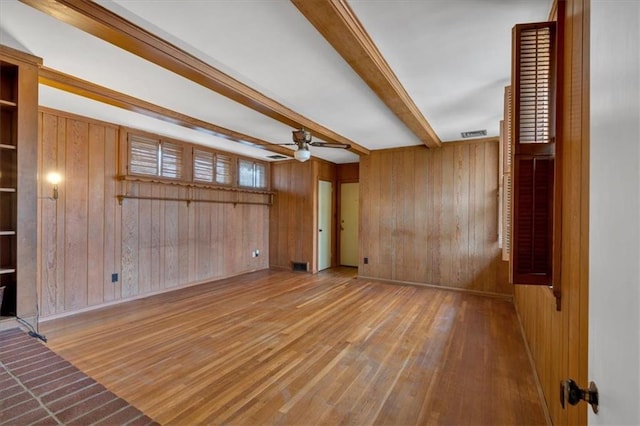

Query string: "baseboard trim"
[[356, 275, 513, 301], [39, 268, 270, 323]]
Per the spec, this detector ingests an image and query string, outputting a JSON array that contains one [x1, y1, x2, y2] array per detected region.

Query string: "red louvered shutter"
[[510, 21, 557, 286]]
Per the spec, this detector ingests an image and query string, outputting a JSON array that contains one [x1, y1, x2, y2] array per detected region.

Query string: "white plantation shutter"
[[160, 141, 184, 179], [129, 135, 159, 176], [194, 149, 214, 183], [215, 154, 232, 185]]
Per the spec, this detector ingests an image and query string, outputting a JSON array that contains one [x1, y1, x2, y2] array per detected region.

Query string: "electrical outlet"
[[111, 273, 118, 283], [255, 249, 260, 257], [363, 257, 369, 264]]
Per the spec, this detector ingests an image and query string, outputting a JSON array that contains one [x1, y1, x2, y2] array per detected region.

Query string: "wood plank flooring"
[[42, 268, 546, 425]]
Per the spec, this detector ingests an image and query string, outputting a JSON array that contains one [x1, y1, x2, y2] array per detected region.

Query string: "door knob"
[[560, 379, 599, 414]]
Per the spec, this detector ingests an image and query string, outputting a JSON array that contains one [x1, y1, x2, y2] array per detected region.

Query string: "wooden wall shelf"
[[116, 194, 272, 207]]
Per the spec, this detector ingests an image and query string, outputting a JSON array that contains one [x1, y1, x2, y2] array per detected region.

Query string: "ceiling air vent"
[[461, 129, 487, 138], [267, 154, 289, 160]]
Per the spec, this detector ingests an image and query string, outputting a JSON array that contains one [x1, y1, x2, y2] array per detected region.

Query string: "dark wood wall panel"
[[359, 140, 509, 295], [269, 161, 314, 271], [336, 162, 359, 182], [38, 109, 269, 318], [270, 159, 336, 273]]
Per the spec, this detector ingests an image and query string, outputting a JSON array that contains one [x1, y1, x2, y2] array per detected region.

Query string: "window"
[[128, 134, 184, 180], [193, 148, 233, 186], [215, 153, 233, 186], [238, 159, 267, 189], [129, 135, 159, 176], [125, 131, 269, 191], [160, 141, 183, 179], [193, 149, 214, 183]]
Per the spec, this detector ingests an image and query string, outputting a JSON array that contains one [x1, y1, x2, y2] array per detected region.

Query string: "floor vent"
[[292, 261, 309, 272]]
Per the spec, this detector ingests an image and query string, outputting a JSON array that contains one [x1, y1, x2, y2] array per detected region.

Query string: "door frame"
[[337, 177, 359, 269], [317, 179, 333, 271]]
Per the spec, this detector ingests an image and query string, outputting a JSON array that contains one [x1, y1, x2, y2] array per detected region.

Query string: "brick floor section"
[[0, 328, 158, 426]]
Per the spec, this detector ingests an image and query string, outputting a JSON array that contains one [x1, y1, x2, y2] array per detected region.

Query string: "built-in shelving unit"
[[0, 45, 40, 322], [0, 60, 18, 317]]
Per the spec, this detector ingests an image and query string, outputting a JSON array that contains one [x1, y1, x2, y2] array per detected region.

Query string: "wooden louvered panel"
[[193, 149, 214, 183], [215, 154, 232, 185], [501, 85, 513, 260], [160, 141, 184, 179], [514, 23, 555, 148], [502, 174, 512, 261], [511, 20, 557, 287], [512, 156, 553, 285], [504, 86, 513, 169], [129, 134, 159, 176]]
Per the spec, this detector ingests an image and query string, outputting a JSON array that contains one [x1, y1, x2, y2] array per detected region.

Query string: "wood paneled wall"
[[336, 162, 359, 182], [269, 159, 336, 273], [359, 140, 510, 295], [38, 109, 269, 318], [513, 1, 589, 424]]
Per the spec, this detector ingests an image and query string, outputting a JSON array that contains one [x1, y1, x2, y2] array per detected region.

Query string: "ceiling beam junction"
[[291, 0, 441, 149]]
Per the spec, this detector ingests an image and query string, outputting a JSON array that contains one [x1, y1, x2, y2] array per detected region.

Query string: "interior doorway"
[[317, 180, 332, 271], [339, 182, 359, 267]]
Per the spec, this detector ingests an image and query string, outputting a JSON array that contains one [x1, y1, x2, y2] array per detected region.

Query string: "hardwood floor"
[[42, 268, 546, 425]]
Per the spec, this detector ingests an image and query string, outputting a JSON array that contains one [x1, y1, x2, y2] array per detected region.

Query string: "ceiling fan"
[[282, 129, 351, 162]]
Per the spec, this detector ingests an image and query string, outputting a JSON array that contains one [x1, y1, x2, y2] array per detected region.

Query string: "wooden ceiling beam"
[[291, 0, 441, 148], [39, 67, 296, 158], [20, 0, 370, 157]]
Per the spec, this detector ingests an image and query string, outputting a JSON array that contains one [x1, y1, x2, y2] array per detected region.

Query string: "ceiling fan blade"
[[277, 143, 299, 146], [309, 142, 351, 149]]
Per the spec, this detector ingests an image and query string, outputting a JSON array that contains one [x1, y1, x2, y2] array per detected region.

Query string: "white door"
[[340, 182, 359, 266], [318, 180, 332, 271], [589, 4, 640, 425]]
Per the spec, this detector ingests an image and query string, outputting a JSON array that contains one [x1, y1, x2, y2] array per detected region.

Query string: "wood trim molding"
[[21, 0, 370, 157], [0, 44, 43, 66], [39, 67, 295, 158], [357, 276, 513, 301], [291, 0, 441, 149], [372, 136, 498, 155]]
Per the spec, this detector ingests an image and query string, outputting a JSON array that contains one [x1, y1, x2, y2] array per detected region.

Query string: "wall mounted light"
[[46, 172, 62, 200]]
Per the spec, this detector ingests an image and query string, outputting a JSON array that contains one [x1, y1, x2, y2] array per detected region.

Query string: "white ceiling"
[[0, 0, 551, 164]]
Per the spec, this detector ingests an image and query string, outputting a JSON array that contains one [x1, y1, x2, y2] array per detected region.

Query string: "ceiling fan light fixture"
[[294, 146, 311, 162], [292, 128, 312, 144]]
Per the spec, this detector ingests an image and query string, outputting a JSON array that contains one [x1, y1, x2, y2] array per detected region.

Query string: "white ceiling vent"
[[461, 129, 487, 138]]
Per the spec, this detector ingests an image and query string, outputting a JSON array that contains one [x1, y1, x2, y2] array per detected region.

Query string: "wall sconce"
[[47, 172, 62, 200]]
